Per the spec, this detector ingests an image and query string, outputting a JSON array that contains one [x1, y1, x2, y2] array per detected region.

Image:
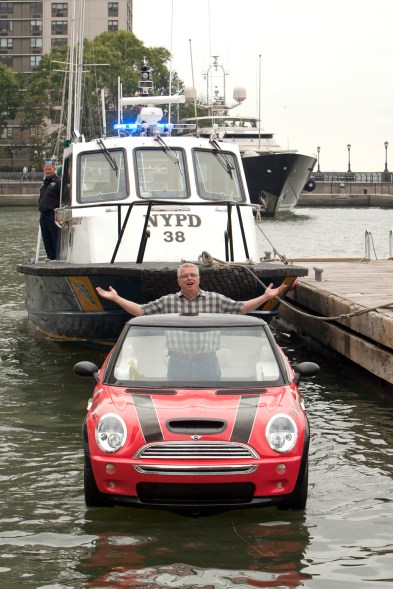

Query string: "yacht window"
[[194, 149, 244, 202], [78, 150, 127, 203], [135, 148, 187, 199]]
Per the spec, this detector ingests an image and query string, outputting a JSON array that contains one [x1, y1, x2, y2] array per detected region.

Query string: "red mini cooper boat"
[[74, 313, 319, 514]]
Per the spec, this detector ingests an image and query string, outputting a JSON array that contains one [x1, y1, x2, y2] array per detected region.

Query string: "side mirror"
[[74, 361, 100, 384], [293, 362, 320, 386]]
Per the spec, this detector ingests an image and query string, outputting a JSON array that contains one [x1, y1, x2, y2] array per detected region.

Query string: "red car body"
[[75, 313, 319, 513]]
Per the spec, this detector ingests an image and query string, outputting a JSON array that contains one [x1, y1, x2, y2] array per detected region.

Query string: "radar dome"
[[233, 87, 247, 103]]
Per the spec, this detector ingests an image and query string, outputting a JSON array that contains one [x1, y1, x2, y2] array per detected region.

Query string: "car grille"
[[134, 441, 259, 475], [135, 441, 259, 459]]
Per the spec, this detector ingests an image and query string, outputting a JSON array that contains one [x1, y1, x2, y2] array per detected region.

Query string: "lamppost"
[[317, 146, 321, 173], [382, 141, 389, 182], [384, 141, 389, 172], [347, 144, 351, 173]]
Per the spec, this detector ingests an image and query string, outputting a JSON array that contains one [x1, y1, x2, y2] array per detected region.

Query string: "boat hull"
[[241, 153, 316, 216], [17, 260, 307, 347]]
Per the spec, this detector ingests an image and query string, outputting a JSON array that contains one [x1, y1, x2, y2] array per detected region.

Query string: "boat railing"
[[314, 172, 393, 183], [364, 229, 377, 259], [57, 199, 257, 264]]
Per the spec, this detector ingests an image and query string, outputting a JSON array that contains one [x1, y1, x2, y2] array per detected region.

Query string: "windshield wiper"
[[209, 138, 235, 179], [154, 135, 181, 171], [96, 139, 118, 174]]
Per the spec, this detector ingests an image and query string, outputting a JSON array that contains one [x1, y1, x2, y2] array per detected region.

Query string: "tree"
[[0, 63, 20, 136], [18, 31, 194, 157]]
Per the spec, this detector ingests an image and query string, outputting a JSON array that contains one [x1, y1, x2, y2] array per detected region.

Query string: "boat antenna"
[[208, 0, 212, 65], [258, 54, 261, 149], [66, 0, 77, 140], [167, 0, 174, 131], [74, 0, 86, 134], [189, 39, 198, 121]]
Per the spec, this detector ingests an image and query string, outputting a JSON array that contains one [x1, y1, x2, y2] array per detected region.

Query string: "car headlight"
[[95, 413, 127, 453], [266, 414, 298, 453]]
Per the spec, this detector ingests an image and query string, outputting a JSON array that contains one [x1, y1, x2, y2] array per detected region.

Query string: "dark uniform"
[[39, 173, 61, 259]]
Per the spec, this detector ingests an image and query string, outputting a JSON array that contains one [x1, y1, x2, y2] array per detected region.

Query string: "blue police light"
[[114, 123, 138, 130]]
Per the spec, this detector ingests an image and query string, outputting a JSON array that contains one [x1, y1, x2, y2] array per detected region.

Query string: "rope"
[[196, 251, 393, 323]]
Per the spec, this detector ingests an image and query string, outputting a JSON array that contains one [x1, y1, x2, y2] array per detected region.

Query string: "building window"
[[0, 2, 13, 15], [52, 3, 68, 18], [0, 20, 12, 33], [0, 37, 12, 49], [31, 20, 42, 35], [108, 20, 118, 31], [51, 20, 68, 35], [1, 126, 13, 139], [31, 37, 42, 52], [0, 54, 12, 67], [31, 2, 42, 17], [51, 37, 67, 48], [31, 55, 42, 69], [108, 2, 118, 16]]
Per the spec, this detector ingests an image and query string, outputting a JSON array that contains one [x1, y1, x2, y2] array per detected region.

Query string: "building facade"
[[0, 1, 133, 167], [0, 1, 133, 73]]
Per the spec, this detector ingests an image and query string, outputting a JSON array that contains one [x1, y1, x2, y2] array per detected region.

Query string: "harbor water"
[[0, 207, 392, 588]]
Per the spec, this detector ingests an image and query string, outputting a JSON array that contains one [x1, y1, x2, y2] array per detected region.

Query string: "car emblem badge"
[[191, 434, 201, 440]]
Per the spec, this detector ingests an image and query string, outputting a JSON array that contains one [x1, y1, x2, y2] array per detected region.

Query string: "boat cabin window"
[[135, 148, 187, 199], [61, 156, 72, 206], [78, 149, 127, 203], [194, 149, 244, 202]]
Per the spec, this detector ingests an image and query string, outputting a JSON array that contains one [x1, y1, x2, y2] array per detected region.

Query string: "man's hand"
[[96, 286, 118, 301], [264, 282, 287, 300]]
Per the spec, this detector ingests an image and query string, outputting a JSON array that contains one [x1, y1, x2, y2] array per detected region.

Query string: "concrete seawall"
[[299, 182, 393, 207], [2, 181, 393, 208], [0, 182, 38, 206], [299, 192, 393, 207]]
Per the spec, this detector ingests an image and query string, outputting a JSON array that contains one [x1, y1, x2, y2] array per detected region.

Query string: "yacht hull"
[[241, 153, 316, 216], [17, 260, 307, 347]]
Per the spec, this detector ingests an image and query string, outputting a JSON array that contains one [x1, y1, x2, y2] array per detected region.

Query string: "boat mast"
[[74, 0, 86, 134], [66, 0, 77, 139]]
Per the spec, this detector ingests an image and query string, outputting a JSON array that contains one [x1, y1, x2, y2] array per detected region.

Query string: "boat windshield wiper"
[[209, 138, 235, 179], [96, 139, 118, 174], [154, 135, 181, 171]]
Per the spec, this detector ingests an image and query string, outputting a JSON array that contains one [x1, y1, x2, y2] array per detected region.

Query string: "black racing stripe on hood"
[[131, 394, 164, 443], [230, 395, 260, 444]]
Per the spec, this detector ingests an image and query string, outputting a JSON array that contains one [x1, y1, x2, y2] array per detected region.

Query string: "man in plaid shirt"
[[96, 262, 286, 317], [97, 263, 286, 381]]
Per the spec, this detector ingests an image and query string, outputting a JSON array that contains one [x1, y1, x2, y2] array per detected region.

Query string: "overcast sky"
[[133, 0, 393, 172]]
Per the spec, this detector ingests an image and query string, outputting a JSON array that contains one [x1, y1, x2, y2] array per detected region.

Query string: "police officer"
[[39, 162, 61, 260]]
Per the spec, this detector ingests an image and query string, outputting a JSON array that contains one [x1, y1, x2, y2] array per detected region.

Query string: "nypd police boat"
[[17, 65, 307, 347]]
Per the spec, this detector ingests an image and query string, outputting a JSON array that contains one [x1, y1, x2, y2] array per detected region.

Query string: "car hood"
[[94, 385, 294, 444]]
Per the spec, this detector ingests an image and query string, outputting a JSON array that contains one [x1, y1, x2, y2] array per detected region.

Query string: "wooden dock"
[[276, 258, 393, 390]]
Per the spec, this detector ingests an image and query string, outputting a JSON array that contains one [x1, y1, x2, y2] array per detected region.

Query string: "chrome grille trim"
[[134, 464, 258, 475], [134, 441, 259, 459]]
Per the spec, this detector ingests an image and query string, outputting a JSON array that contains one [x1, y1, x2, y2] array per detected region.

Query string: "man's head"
[[43, 162, 56, 178], [177, 263, 200, 298]]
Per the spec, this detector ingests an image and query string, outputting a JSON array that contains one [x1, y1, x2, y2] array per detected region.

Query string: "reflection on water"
[[0, 208, 392, 588], [80, 509, 310, 588]]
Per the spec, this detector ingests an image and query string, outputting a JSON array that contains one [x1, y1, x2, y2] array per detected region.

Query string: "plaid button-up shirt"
[[141, 289, 243, 316]]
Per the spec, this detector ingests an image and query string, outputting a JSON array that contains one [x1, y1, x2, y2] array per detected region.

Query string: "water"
[[256, 207, 393, 260], [0, 207, 392, 588]]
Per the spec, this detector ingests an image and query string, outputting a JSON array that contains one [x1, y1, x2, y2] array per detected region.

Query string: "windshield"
[[135, 148, 187, 199], [194, 149, 244, 202], [109, 325, 284, 387], [78, 149, 127, 203]]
